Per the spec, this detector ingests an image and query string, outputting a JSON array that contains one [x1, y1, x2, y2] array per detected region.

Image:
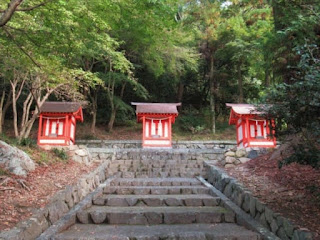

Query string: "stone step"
[[76, 206, 235, 224], [112, 170, 204, 178], [93, 194, 220, 207], [55, 223, 260, 240], [103, 185, 210, 195], [110, 177, 202, 186]]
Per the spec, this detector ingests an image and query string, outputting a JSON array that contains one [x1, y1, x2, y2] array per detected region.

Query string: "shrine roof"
[[226, 103, 267, 115], [40, 102, 82, 113], [131, 102, 181, 115]]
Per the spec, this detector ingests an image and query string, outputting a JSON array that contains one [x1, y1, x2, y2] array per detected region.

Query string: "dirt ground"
[[223, 153, 320, 239], [0, 160, 98, 231]]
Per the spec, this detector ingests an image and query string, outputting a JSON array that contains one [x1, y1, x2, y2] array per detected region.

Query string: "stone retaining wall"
[[0, 161, 111, 240], [205, 162, 313, 240], [89, 148, 225, 178], [77, 139, 237, 150]]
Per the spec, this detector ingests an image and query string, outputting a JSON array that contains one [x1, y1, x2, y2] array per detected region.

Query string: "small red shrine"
[[226, 103, 276, 148], [131, 102, 181, 148], [37, 102, 83, 146]]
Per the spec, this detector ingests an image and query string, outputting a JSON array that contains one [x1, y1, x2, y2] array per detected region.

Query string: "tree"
[[265, 44, 320, 168]]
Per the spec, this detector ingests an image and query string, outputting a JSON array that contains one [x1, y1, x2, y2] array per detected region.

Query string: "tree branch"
[[0, 0, 23, 27], [14, 0, 53, 12], [3, 27, 41, 67]]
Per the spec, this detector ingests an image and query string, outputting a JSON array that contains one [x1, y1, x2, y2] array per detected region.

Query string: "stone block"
[[134, 188, 151, 195], [235, 148, 247, 158], [125, 198, 138, 206], [270, 219, 279, 234], [144, 198, 162, 206], [168, 188, 181, 194], [107, 198, 129, 207], [93, 197, 106, 206], [255, 199, 265, 213], [203, 198, 220, 206], [151, 188, 168, 195], [196, 212, 222, 223], [90, 211, 107, 224], [242, 192, 251, 213], [249, 196, 256, 217], [77, 212, 90, 224], [283, 218, 295, 237], [223, 182, 233, 198], [277, 227, 290, 240], [145, 212, 163, 224], [264, 207, 274, 224], [164, 212, 195, 224], [239, 157, 251, 164], [164, 198, 183, 206], [225, 151, 235, 157], [225, 156, 236, 164], [259, 212, 269, 229], [224, 211, 235, 223]]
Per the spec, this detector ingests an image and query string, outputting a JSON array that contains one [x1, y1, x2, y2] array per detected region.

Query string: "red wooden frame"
[[37, 107, 83, 146], [227, 104, 276, 148], [137, 113, 177, 148]]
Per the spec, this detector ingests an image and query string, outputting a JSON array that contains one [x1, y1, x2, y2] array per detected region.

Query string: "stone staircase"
[[54, 177, 260, 240]]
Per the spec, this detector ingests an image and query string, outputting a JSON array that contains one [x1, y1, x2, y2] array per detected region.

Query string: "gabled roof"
[[226, 103, 269, 125], [40, 102, 82, 113], [226, 103, 263, 115], [131, 102, 181, 115], [40, 102, 83, 122]]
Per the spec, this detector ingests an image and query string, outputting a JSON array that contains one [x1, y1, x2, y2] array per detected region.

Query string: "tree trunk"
[[1, 89, 13, 133], [209, 55, 216, 134], [237, 63, 244, 103], [0, 91, 5, 134], [107, 107, 116, 132], [265, 69, 271, 87], [90, 90, 98, 134], [20, 87, 54, 140], [177, 81, 184, 103], [11, 81, 19, 138]]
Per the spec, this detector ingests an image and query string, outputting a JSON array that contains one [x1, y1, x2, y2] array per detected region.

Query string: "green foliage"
[[177, 113, 206, 133], [52, 148, 69, 161], [266, 44, 320, 167], [278, 144, 320, 169], [19, 138, 35, 147]]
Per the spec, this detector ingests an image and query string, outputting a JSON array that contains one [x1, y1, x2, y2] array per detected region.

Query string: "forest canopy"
[[0, 0, 319, 166]]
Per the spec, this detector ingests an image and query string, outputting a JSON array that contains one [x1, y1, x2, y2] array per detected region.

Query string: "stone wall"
[[0, 161, 110, 240], [205, 162, 314, 240], [221, 147, 269, 168], [77, 139, 237, 150], [89, 148, 225, 178]]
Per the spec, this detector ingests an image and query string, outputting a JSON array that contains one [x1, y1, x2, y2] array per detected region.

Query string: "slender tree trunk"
[[20, 87, 54, 140], [0, 91, 5, 134], [90, 90, 98, 134], [11, 81, 19, 138], [0, 89, 13, 134], [20, 92, 32, 131], [237, 63, 244, 103], [107, 107, 116, 132], [265, 69, 271, 87], [177, 81, 184, 103], [209, 55, 216, 134]]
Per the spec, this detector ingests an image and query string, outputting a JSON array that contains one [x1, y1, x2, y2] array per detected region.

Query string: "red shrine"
[[226, 103, 276, 148], [131, 102, 181, 148], [37, 102, 83, 146]]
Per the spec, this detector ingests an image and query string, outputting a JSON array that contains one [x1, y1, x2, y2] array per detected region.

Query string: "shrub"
[[19, 138, 35, 147], [52, 148, 68, 161]]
